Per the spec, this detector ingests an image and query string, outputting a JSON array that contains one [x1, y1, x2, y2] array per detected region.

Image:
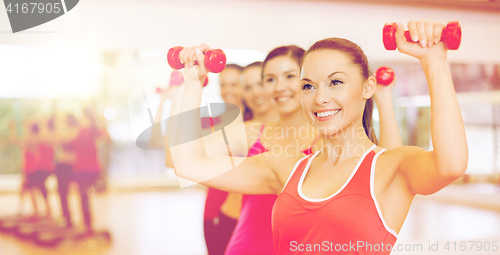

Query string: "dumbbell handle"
[[383, 21, 461, 50], [167, 46, 226, 73], [401, 30, 442, 44]]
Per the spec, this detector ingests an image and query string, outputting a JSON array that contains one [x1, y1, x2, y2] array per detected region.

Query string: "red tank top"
[[272, 145, 398, 254], [225, 124, 317, 255], [37, 143, 55, 172]]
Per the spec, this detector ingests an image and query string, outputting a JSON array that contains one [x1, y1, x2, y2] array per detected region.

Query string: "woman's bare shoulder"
[[375, 145, 429, 182], [379, 146, 427, 162], [261, 148, 310, 187]]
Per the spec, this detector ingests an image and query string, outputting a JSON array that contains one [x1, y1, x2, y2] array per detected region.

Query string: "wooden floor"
[[0, 188, 207, 255], [0, 186, 499, 255]]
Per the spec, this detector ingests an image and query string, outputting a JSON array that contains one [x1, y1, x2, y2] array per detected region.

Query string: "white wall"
[[0, 0, 499, 63], [1, 0, 499, 99], [0, 45, 102, 98]]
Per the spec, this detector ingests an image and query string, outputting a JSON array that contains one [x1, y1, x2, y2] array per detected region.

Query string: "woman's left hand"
[[178, 43, 211, 84], [374, 75, 396, 101]]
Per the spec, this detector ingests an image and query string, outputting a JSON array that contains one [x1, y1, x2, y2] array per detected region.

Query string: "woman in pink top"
[[203, 64, 246, 255], [169, 20, 467, 254], [157, 64, 279, 254], [224, 48, 319, 255]]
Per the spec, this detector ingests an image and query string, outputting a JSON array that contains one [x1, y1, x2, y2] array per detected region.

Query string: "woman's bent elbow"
[[441, 156, 468, 179]]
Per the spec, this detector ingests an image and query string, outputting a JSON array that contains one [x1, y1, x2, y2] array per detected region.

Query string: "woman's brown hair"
[[304, 38, 378, 144], [262, 45, 305, 78]]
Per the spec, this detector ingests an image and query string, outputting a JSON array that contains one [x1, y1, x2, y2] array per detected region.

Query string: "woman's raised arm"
[[373, 75, 403, 150], [394, 21, 468, 195], [165, 44, 283, 195]]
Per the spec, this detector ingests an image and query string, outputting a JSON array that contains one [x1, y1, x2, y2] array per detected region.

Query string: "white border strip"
[[298, 144, 376, 202], [60, 0, 68, 13], [280, 153, 312, 193], [370, 148, 399, 238]]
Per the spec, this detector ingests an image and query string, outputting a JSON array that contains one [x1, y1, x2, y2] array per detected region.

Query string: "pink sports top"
[[203, 116, 228, 220], [37, 143, 55, 172], [272, 145, 398, 254], [204, 188, 228, 220], [225, 124, 317, 255]]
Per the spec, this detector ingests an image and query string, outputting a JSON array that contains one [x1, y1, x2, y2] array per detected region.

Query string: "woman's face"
[[220, 68, 243, 106], [300, 50, 375, 137], [263, 56, 301, 115], [241, 66, 274, 115]]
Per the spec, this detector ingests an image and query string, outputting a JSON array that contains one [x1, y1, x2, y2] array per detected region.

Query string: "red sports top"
[[72, 127, 102, 173], [23, 147, 38, 174], [272, 144, 398, 254], [37, 143, 55, 172]]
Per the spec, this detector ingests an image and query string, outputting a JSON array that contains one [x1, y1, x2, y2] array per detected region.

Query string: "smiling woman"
[[240, 61, 277, 123], [300, 38, 378, 144], [262, 47, 304, 116], [219, 64, 244, 111], [168, 20, 468, 255]]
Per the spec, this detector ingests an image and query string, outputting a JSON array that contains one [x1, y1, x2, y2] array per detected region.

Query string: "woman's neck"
[[275, 109, 309, 137], [319, 124, 374, 164], [252, 109, 278, 124]]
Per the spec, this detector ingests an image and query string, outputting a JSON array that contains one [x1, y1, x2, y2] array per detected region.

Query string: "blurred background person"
[[70, 107, 112, 233], [51, 113, 79, 228], [35, 117, 56, 219], [8, 120, 51, 219], [239, 61, 278, 124]]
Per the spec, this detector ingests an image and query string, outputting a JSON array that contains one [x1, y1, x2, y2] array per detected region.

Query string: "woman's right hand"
[[178, 43, 211, 84]]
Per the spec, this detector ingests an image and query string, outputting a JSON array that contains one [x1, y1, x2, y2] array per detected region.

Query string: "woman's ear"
[[363, 76, 376, 99]]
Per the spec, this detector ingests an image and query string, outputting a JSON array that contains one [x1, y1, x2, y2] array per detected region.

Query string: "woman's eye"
[[287, 75, 295, 79], [265, 78, 275, 83], [330, 79, 343, 86], [301, 84, 313, 90]]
